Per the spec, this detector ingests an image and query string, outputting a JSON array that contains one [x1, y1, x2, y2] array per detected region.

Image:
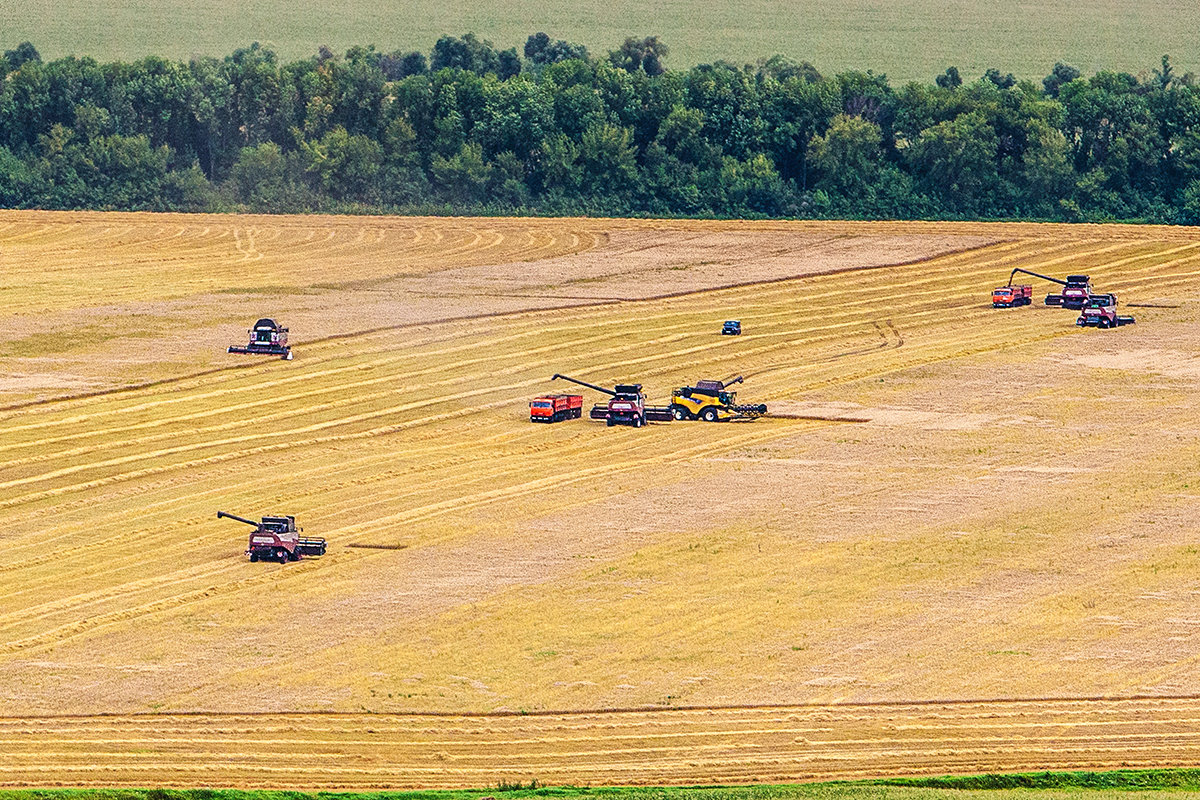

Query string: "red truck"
[[992, 284, 1032, 307], [529, 394, 583, 422]]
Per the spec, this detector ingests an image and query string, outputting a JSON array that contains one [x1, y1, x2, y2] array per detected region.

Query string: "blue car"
[[721, 320, 742, 335]]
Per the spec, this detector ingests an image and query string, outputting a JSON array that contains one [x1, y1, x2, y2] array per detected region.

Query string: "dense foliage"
[[2, 36, 1199, 222]]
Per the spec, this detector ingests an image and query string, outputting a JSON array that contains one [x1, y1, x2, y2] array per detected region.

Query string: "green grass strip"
[[5, 770, 1200, 800]]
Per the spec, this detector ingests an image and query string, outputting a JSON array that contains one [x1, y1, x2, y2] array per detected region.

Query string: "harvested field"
[[3, 211, 1200, 787], [4, 698, 1200, 788]]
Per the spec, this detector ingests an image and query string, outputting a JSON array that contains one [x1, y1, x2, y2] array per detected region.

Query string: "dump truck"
[[550, 374, 673, 427], [1076, 300, 1135, 329], [998, 269, 1116, 310], [992, 284, 1032, 307], [217, 511, 327, 563], [228, 318, 293, 360], [669, 375, 768, 421], [529, 394, 583, 422]]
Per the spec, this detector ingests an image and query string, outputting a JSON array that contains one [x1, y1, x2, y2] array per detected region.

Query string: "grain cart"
[[999, 269, 1116, 310], [228, 318, 293, 360], [550, 374, 674, 427], [669, 375, 768, 421], [218, 511, 327, 563]]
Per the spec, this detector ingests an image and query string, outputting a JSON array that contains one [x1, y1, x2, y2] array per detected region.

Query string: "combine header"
[[228, 318, 293, 360], [551, 374, 674, 427], [218, 511, 327, 563], [996, 269, 1116, 310], [669, 376, 768, 421]]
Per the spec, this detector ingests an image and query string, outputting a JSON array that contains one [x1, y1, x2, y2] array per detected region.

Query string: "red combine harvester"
[[218, 511, 327, 563], [228, 318, 293, 360], [995, 268, 1116, 310], [529, 394, 583, 422], [551, 374, 674, 428], [992, 284, 1032, 307], [1077, 299, 1136, 329]]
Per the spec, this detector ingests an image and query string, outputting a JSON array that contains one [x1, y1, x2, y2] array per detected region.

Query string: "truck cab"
[[992, 284, 1031, 307]]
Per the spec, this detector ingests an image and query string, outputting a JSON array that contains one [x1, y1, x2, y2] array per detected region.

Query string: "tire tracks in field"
[[0, 233, 1022, 419], [0, 420, 827, 650], [7, 231, 1200, 674], [4, 698, 1200, 788]]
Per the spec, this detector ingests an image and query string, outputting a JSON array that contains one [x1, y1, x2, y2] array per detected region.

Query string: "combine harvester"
[[228, 318, 293, 360], [1076, 298, 1136, 329], [217, 511, 327, 563], [551, 374, 674, 428], [669, 376, 767, 421]]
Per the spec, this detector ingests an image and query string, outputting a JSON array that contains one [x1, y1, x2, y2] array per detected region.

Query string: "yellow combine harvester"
[[669, 376, 767, 421]]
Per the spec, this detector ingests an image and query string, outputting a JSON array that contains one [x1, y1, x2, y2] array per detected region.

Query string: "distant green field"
[[3, 0, 1195, 83]]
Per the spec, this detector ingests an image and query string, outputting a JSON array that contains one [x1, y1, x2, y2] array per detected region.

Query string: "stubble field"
[[2, 211, 1200, 788]]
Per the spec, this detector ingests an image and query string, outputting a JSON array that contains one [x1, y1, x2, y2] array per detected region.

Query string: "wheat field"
[[3, 211, 1200, 787]]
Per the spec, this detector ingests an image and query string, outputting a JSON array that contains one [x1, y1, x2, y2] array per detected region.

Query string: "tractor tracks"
[[4, 698, 1200, 788]]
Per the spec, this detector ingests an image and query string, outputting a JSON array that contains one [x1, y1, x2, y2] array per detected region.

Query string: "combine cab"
[[228, 318, 293, 360], [218, 511, 327, 563], [1076, 300, 1135, 329], [670, 375, 768, 421], [551, 374, 673, 427]]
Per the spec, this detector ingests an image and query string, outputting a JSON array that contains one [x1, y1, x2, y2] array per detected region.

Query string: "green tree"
[[608, 36, 669, 76], [809, 113, 884, 195], [300, 125, 383, 201], [905, 110, 999, 210], [578, 122, 638, 197], [431, 141, 491, 202], [3, 42, 40, 69], [230, 142, 288, 205]]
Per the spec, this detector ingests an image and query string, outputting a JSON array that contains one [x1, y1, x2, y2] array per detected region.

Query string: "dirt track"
[[5, 212, 1200, 787], [3, 698, 1200, 788]]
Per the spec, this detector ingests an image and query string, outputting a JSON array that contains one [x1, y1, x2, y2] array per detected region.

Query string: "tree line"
[[2, 36, 1199, 222]]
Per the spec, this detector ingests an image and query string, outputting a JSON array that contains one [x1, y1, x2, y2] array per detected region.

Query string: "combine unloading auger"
[[1005, 269, 1115, 309], [551, 374, 673, 426]]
